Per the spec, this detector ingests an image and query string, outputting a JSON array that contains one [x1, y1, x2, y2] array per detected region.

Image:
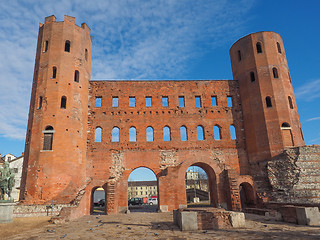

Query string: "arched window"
[[74, 70, 79, 82], [180, 126, 187, 141], [197, 126, 204, 140], [277, 42, 282, 53], [43, 126, 54, 150], [60, 96, 67, 109], [250, 72, 255, 82], [146, 126, 154, 142], [85, 49, 88, 61], [288, 96, 293, 109], [163, 126, 171, 141], [38, 96, 43, 109], [112, 127, 119, 142], [272, 67, 279, 78], [52, 67, 57, 79], [65, 40, 71, 52], [214, 125, 221, 140], [281, 122, 291, 128], [266, 96, 272, 108], [129, 127, 136, 142], [230, 125, 236, 140], [256, 42, 262, 53], [238, 50, 242, 61], [95, 127, 102, 142]]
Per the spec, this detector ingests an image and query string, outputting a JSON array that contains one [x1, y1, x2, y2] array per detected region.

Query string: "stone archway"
[[239, 182, 255, 210], [90, 186, 106, 215]]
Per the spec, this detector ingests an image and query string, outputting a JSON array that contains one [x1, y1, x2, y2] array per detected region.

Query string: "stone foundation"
[[13, 204, 70, 217]]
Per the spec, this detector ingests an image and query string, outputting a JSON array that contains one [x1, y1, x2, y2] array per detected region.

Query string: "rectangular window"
[[179, 96, 185, 107], [146, 97, 152, 107], [227, 96, 233, 107], [211, 96, 217, 106], [195, 96, 201, 108], [162, 96, 169, 107], [96, 97, 102, 107], [112, 97, 119, 107], [129, 97, 135, 107]]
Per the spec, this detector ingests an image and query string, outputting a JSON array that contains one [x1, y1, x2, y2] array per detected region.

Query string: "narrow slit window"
[[74, 70, 79, 82], [112, 97, 119, 107], [179, 96, 185, 107], [129, 97, 135, 107], [38, 96, 43, 109], [85, 49, 88, 61], [44, 41, 48, 52], [277, 42, 282, 53], [146, 127, 154, 142], [250, 72, 255, 82], [162, 96, 169, 107], [197, 126, 204, 140], [272, 67, 279, 78], [96, 97, 102, 107], [214, 125, 221, 140], [43, 126, 54, 150], [256, 42, 262, 53], [211, 96, 217, 106], [227, 96, 233, 107], [112, 127, 119, 142], [238, 50, 242, 61], [65, 40, 71, 52], [230, 125, 236, 140], [60, 96, 67, 109], [95, 127, 102, 142], [266, 96, 272, 108], [146, 97, 152, 107], [52, 67, 57, 79], [180, 126, 187, 141], [163, 126, 171, 141], [129, 127, 136, 142], [288, 96, 293, 109], [195, 96, 201, 108]]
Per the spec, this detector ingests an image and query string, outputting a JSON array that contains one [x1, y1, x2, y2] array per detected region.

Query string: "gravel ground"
[[1, 212, 320, 240]]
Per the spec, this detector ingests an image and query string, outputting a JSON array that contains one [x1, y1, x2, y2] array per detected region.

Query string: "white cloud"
[[295, 79, 320, 102], [306, 117, 320, 122], [0, 0, 254, 139]]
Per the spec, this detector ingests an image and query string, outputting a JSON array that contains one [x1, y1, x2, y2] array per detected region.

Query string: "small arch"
[[214, 125, 221, 140], [60, 96, 67, 109], [266, 96, 272, 108], [250, 71, 255, 82], [197, 125, 204, 140], [239, 182, 256, 210], [277, 42, 282, 53], [288, 96, 293, 109], [43, 126, 54, 150], [74, 70, 79, 83], [38, 96, 43, 109], [230, 125, 236, 140], [180, 126, 187, 141], [65, 40, 71, 52], [91, 187, 106, 215], [281, 122, 294, 146], [129, 127, 136, 142], [146, 126, 154, 142], [112, 127, 119, 142], [85, 49, 88, 61], [256, 42, 262, 53], [272, 67, 279, 78], [281, 122, 291, 128], [163, 126, 171, 141], [237, 50, 242, 61], [95, 127, 102, 142], [52, 67, 57, 79]]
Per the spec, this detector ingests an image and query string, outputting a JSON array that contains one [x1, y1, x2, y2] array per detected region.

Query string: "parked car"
[[98, 199, 105, 206], [128, 197, 142, 205], [147, 198, 158, 205]]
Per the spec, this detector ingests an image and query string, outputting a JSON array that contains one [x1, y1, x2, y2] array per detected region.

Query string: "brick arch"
[[127, 166, 158, 180], [237, 176, 257, 209], [90, 185, 106, 215]]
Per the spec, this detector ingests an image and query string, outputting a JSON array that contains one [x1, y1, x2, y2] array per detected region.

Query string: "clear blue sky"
[[0, 1, 319, 165]]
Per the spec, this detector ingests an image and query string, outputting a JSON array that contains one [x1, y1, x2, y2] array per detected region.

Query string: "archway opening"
[[128, 167, 158, 212], [239, 182, 255, 210], [91, 187, 106, 215], [185, 165, 215, 208]]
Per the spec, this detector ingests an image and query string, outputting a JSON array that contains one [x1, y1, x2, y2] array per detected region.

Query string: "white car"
[[147, 198, 158, 205]]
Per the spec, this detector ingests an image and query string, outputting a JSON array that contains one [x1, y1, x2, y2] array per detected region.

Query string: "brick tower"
[[20, 15, 92, 204], [230, 31, 304, 163]]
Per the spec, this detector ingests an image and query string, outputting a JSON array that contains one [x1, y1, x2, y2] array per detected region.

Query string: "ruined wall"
[[267, 145, 320, 204]]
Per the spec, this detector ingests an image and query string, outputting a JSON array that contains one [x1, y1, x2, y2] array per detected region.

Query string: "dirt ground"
[[1, 212, 320, 240]]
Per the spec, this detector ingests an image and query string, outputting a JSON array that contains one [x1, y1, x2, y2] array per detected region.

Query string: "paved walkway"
[[1, 212, 320, 239]]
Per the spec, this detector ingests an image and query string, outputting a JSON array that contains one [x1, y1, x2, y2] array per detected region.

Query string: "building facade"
[[20, 16, 307, 217], [128, 181, 157, 199]]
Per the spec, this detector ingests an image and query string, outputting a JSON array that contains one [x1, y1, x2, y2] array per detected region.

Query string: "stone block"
[[180, 211, 198, 231], [228, 211, 245, 228], [0, 202, 16, 223], [296, 207, 320, 226]]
